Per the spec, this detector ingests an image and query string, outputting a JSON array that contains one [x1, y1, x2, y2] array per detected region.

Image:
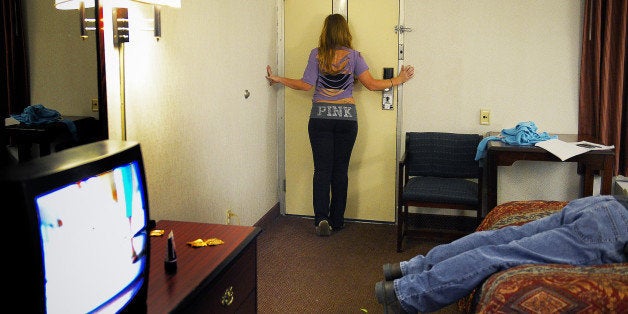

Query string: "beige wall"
[[104, 1, 279, 224], [24, 3, 99, 119], [99, 0, 584, 225], [402, 1, 585, 206]]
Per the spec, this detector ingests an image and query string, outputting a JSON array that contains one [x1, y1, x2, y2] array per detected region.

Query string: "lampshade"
[[55, 0, 95, 10], [132, 0, 181, 8]]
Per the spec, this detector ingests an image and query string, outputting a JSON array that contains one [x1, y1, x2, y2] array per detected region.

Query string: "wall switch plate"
[[91, 99, 99, 112], [480, 109, 490, 125]]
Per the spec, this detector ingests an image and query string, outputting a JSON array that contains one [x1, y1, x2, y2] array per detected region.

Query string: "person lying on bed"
[[375, 194, 628, 314]]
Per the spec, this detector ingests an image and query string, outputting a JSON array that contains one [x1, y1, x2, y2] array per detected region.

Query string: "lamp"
[[131, 0, 181, 40], [54, 0, 95, 9], [54, 0, 96, 39], [132, 0, 180, 7], [113, 8, 130, 45], [111, 0, 180, 141]]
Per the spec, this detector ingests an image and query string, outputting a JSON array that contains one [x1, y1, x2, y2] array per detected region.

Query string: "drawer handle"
[[221, 286, 234, 307]]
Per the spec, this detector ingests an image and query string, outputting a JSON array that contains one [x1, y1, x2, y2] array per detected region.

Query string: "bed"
[[458, 200, 628, 313]]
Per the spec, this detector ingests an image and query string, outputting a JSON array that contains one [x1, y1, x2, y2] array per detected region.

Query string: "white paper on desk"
[[4, 117, 19, 126], [535, 139, 614, 161], [535, 139, 591, 161], [572, 141, 615, 150]]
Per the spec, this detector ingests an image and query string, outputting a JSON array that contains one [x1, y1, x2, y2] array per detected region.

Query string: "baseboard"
[[254, 202, 280, 230]]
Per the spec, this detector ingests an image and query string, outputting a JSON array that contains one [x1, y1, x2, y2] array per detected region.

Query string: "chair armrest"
[[398, 151, 407, 184]]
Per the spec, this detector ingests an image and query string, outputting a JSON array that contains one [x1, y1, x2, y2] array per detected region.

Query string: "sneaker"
[[375, 281, 408, 314], [383, 263, 403, 281], [331, 222, 345, 231], [315, 220, 331, 236]]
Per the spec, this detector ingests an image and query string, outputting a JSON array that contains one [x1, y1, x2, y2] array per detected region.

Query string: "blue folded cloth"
[[475, 121, 557, 161], [11, 104, 78, 141], [475, 135, 501, 161], [11, 104, 61, 125]]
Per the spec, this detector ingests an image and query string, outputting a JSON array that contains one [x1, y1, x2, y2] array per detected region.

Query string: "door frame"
[[275, 0, 407, 223]]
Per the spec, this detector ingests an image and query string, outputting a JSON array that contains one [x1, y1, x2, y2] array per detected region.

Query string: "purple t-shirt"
[[302, 47, 369, 103]]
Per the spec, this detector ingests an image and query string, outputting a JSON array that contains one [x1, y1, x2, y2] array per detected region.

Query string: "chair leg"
[[396, 203, 403, 252]]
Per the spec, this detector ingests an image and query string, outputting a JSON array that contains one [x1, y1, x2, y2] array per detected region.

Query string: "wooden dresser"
[[147, 220, 261, 313]]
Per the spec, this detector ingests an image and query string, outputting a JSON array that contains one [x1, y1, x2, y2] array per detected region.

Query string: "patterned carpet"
[[256, 214, 463, 313]]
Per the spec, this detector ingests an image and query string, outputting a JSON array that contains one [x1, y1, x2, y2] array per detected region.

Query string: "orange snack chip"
[[149, 229, 165, 237], [187, 238, 225, 247]]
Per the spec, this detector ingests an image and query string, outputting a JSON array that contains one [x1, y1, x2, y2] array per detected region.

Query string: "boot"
[[383, 263, 403, 280], [375, 280, 409, 314]]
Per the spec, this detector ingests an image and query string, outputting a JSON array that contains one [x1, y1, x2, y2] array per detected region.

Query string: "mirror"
[[18, 1, 106, 141]]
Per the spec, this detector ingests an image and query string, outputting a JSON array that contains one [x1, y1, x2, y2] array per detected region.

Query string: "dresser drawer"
[[178, 238, 257, 313]]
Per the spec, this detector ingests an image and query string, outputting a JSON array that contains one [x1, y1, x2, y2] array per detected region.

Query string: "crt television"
[[1, 140, 150, 313]]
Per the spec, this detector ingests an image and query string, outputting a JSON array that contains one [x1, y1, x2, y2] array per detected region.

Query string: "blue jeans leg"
[[395, 195, 628, 313], [401, 203, 566, 275]]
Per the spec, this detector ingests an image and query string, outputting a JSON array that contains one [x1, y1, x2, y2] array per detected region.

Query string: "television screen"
[[1, 140, 150, 314]]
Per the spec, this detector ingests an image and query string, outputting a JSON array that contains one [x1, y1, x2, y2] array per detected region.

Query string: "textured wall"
[[402, 0, 585, 206], [104, 1, 279, 225], [102, 0, 586, 225], [24, 3, 99, 118]]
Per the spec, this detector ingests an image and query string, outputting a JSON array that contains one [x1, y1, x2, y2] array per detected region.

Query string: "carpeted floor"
[[257, 215, 464, 313]]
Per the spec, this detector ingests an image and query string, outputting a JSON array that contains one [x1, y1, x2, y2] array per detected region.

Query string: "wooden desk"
[[5, 116, 99, 162], [147, 220, 261, 313], [486, 133, 615, 211]]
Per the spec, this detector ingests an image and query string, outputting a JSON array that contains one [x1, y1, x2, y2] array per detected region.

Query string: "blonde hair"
[[318, 14, 353, 74]]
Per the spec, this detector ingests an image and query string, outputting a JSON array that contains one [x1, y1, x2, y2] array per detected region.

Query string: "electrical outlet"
[[226, 209, 237, 225], [480, 109, 490, 125], [91, 99, 99, 112]]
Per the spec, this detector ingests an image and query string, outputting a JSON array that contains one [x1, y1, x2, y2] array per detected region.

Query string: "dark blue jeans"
[[308, 118, 358, 229]]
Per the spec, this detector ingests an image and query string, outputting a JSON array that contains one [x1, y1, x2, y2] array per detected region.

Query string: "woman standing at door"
[[266, 13, 415, 236]]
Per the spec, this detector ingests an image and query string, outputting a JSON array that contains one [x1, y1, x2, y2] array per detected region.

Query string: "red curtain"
[[578, 0, 628, 176], [1, 0, 30, 118]]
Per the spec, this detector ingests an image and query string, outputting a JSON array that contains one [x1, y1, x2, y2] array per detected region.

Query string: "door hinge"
[[283, 179, 286, 192], [395, 25, 412, 61]]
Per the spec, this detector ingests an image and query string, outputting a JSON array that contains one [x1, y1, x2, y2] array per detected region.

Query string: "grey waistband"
[[310, 102, 357, 121]]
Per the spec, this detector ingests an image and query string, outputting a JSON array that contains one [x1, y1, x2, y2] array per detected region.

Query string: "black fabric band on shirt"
[[310, 102, 357, 121]]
